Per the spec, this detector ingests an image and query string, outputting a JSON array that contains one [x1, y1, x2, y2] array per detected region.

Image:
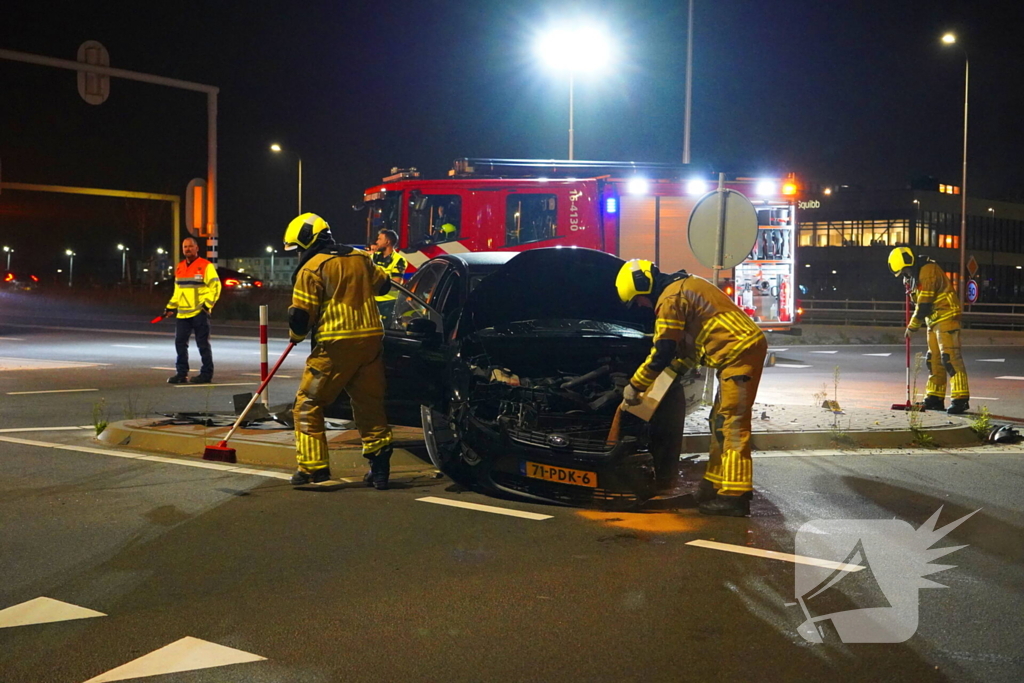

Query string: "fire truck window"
[[506, 194, 557, 247], [408, 194, 462, 248], [368, 193, 403, 241]]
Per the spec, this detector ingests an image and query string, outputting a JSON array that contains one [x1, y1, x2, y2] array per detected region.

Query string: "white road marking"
[[241, 372, 294, 378], [773, 363, 812, 368], [768, 348, 789, 352], [976, 358, 1005, 363], [0, 426, 92, 433], [972, 396, 1000, 400], [0, 597, 106, 629], [0, 336, 26, 341], [809, 350, 839, 354], [173, 382, 255, 388], [686, 539, 864, 572], [151, 367, 178, 371], [416, 496, 553, 520], [0, 435, 293, 480], [7, 388, 98, 395], [995, 376, 1024, 381], [862, 353, 892, 357], [0, 357, 109, 371], [112, 344, 148, 349], [83, 636, 265, 682]]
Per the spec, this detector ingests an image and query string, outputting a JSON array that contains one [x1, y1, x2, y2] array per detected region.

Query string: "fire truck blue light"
[[605, 197, 618, 214]]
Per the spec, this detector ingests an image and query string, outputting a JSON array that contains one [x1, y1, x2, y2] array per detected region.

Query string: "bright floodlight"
[[942, 33, 956, 44], [117, 243, 125, 251], [537, 25, 612, 72], [157, 248, 165, 254], [755, 180, 776, 196], [270, 143, 282, 152], [627, 177, 649, 195], [687, 179, 708, 195], [65, 249, 73, 256], [266, 245, 274, 253]]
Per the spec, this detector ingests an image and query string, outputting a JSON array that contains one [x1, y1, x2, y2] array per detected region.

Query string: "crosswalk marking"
[[83, 636, 265, 682], [686, 540, 864, 572], [0, 597, 105, 629]]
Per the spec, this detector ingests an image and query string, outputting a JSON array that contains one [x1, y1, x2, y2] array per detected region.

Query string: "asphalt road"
[[2, 295, 1023, 681]]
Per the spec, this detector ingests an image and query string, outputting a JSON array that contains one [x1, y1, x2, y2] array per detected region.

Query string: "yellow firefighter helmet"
[[887, 247, 914, 277], [284, 213, 331, 251], [616, 259, 656, 303]]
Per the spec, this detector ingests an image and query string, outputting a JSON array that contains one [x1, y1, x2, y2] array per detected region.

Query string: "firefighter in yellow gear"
[[888, 247, 970, 414], [164, 236, 221, 384], [372, 228, 408, 313], [616, 259, 767, 517], [284, 213, 396, 488]]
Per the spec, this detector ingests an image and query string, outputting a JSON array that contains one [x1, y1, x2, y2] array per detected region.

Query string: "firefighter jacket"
[[630, 275, 765, 390], [166, 257, 221, 319], [290, 250, 390, 344], [372, 250, 407, 303], [908, 261, 960, 330]]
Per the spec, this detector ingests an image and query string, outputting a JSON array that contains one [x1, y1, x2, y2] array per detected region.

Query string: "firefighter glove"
[[623, 382, 643, 406]]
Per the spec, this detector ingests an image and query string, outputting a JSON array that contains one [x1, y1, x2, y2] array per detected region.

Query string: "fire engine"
[[361, 158, 799, 330]]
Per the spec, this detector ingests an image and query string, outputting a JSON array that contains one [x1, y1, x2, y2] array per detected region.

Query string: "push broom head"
[[891, 401, 912, 411], [202, 440, 237, 463]]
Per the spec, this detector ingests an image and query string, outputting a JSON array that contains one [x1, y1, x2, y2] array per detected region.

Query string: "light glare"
[[627, 178, 649, 195], [687, 179, 708, 195], [942, 33, 956, 44], [756, 180, 776, 196], [270, 143, 282, 152], [537, 26, 612, 72]]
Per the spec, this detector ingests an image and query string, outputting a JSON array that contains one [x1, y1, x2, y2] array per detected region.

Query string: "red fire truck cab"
[[362, 158, 799, 330]]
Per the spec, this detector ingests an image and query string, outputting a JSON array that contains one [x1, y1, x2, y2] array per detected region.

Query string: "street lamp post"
[[266, 246, 276, 285], [3, 246, 11, 270], [942, 32, 969, 305], [117, 243, 130, 282], [270, 143, 302, 214], [536, 26, 612, 160], [65, 249, 75, 287]]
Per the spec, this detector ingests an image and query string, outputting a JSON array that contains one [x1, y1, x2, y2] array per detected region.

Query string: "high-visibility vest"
[[167, 258, 221, 319]]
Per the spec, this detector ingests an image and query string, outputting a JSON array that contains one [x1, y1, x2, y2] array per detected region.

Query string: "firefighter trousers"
[[925, 319, 970, 400], [649, 374, 688, 485], [704, 337, 768, 496], [293, 335, 393, 472]]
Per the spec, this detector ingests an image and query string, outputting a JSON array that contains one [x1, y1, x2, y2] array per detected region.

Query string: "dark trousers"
[[649, 375, 687, 485], [174, 312, 213, 378]]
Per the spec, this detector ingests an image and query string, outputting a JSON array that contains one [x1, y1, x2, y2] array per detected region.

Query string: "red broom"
[[203, 342, 296, 462], [892, 282, 913, 411]]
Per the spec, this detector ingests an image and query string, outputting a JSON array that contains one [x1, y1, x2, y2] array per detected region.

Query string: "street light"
[[266, 245, 276, 285], [941, 31, 969, 305], [535, 25, 613, 160], [270, 143, 302, 214], [65, 249, 75, 288], [2, 246, 11, 270], [117, 243, 130, 282]]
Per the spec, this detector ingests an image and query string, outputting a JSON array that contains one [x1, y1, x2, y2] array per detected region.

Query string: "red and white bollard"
[[259, 304, 270, 406]]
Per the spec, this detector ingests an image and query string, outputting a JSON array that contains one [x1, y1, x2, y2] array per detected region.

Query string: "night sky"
[[1, 0, 1022, 277]]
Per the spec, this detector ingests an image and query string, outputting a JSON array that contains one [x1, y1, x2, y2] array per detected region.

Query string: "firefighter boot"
[[290, 467, 332, 485], [699, 493, 750, 517], [922, 395, 945, 411], [166, 374, 188, 384], [694, 479, 718, 503], [368, 446, 393, 490], [947, 398, 970, 415]]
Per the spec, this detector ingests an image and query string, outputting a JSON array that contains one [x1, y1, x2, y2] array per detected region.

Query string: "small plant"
[[907, 353, 936, 448], [832, 365, 841, 404], [970, 406, 993, 438], [812, 382, 829, 407], [92, 398, 109, 436]]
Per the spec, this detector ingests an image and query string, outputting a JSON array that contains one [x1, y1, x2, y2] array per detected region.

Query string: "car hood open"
[[459, 248, 653, 337]]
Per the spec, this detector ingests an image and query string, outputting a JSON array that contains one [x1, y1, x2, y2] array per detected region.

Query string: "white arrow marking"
[[810, 350, 839, 354], [862, 353, 893, 357], [686, 540, 864, 572], [976, 358, 1005, 363], [995, 376, 1024, 381], [0, 597, 105, 629], [83, 636, 266, 682]]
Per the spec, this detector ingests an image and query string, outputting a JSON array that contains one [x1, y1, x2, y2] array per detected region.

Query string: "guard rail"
[[798, 299, 1024, 330]]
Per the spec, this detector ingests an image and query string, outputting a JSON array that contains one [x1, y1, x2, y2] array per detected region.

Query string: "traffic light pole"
[[0, 48, 219, 266]]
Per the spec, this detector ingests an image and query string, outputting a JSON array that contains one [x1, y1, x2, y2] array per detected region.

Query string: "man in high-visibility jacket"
[[284, 213, 396, 488], [888, 247, 971, 414], [164, 236, 221, 384], [616, 259, 767, 517], [372, 229, 407, 314]]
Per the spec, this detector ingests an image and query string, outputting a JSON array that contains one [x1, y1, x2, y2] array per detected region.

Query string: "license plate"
[[521, 461, 598, 488]]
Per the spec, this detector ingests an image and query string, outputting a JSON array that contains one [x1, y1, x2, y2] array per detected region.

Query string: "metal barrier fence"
[[799, 299, 1024, 330]]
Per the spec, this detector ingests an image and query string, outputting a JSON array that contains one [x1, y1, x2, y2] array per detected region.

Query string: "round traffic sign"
[[687, 189, 758, 269], [966, 279, 979, 304]]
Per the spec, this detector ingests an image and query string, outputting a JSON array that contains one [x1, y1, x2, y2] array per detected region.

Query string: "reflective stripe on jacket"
[[167, 258, 221, 319], [291, 251, 389, 343], [911, 262, 960, 328], [372, 251, 407, 303], [631, 275, 765, 390]]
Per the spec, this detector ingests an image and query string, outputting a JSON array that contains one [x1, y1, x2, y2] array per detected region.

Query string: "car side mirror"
[[405, 317, 437, 339]]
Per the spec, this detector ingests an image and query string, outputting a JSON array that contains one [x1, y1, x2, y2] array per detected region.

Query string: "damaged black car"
[[336, 247, 700, 509]]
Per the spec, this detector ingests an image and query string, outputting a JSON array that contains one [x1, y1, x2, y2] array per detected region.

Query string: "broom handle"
[[905, 282, 912, 404], [222, 342, 296, 443]]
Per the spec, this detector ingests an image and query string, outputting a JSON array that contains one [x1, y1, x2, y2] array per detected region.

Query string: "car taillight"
[[30, 275, 39, 282], [224, 278, 239, 287], [3, 273, 13, 282], [254, 280, 263, 288]]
